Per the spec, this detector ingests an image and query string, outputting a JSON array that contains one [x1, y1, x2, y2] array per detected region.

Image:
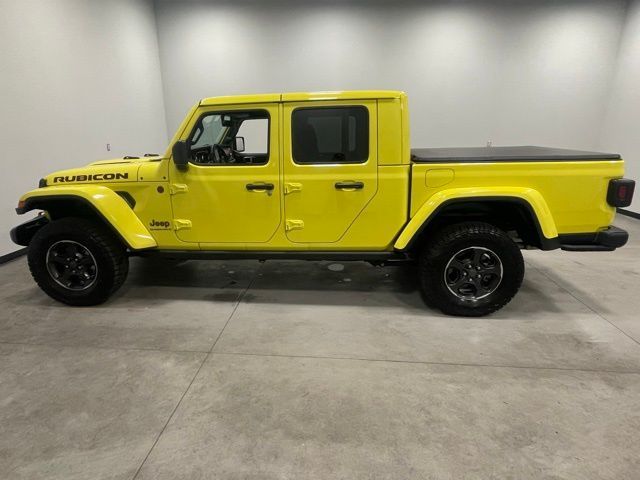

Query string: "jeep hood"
[[42, 161, 138, 186], [88, 155, 162, 166], [40, 155, 164, 186]]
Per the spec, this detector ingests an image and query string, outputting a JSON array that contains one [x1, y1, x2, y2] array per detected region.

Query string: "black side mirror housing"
[[172, 141, 189, 170], [233, 136, 245, 153]]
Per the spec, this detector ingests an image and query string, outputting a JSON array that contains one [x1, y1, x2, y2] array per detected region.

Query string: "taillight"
[[607, 178, 635, 207]]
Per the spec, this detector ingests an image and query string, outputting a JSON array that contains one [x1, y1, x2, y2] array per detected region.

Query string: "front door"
[[169, 105, 280, 244], [282, 101, 378, 243]]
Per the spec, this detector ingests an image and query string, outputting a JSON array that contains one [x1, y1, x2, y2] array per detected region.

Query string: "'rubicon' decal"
[[53, 173, 129, 183]]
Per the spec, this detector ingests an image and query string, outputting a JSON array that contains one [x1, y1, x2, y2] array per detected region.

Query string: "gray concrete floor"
[[1, 215, 640, 480]]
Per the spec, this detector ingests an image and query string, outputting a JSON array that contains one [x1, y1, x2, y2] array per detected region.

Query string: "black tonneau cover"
[[411, 146, 621, 163]]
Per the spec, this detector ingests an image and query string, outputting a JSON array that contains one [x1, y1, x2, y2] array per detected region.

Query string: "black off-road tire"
[[27, 217, 129, 306], [419, 222, 524, 317]]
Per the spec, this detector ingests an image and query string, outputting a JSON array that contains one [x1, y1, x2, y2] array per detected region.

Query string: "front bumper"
[[10, 215, 49, 246], [559, 226, 629, 252]]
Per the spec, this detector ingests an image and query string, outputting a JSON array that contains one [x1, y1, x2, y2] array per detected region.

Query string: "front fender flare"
[[394, 187, 558, 251], [17, 186, 157, 250]]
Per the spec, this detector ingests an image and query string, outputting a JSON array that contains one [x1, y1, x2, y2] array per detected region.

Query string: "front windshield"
[[191, 115, 226, 149]]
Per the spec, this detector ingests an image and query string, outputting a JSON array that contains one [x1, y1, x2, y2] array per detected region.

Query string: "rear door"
[[282, 101, 378, 243]]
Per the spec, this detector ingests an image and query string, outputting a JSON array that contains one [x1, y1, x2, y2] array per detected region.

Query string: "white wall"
[[0, 0, 168, 256], [155, 0, 626, 152], [600, 0, 640, 211]]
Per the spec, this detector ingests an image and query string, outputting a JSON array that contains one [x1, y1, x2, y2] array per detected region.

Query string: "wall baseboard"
[[618, 208, 640, 220], [0, 247, 27, 265]]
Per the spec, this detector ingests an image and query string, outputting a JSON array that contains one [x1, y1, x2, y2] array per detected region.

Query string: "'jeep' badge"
[[149, 220, 171, 230]]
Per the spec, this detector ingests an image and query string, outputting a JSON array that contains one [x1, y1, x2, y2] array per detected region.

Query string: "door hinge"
[[170, 184, 189, 195], [173, 219, 192, 231], [285, 219, 304, 231], [284, 182, 303, 195]]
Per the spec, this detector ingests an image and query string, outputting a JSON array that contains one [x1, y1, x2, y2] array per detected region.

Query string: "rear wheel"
[[28, 217, 129, 306], [419, 222, 524, 316]]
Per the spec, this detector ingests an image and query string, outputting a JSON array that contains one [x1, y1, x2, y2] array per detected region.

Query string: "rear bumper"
[[559, 226, 628, 252]]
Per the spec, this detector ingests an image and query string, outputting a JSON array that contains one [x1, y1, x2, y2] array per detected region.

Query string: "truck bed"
[[408, 149, 625, 241], [411, 146, 621, 163]]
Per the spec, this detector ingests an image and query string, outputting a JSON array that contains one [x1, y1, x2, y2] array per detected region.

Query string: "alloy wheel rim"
[[46, 240, 98, 291], [443, 246, 503, 301]]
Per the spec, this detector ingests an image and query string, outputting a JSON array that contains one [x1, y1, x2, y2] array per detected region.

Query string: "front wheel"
[[419, 222, 524, 317], [27, 217, 129, 306]]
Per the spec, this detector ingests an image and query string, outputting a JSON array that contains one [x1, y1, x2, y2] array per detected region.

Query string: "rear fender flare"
[[394, 187, 558, 251]]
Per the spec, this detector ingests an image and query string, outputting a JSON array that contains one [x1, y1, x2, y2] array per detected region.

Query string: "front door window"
[[189, 110, 270, 166]]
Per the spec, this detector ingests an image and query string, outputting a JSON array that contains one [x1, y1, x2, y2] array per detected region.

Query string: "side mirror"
[[233, 136, 245, 152], [172, 141, 189, 170]]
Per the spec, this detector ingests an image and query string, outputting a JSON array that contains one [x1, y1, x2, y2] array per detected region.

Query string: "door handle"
[[335, 181, 364, 190], [246, 182, 275, 191]]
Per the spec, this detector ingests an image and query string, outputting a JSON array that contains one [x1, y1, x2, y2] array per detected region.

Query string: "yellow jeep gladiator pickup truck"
[[11, 91, 635, 316]]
